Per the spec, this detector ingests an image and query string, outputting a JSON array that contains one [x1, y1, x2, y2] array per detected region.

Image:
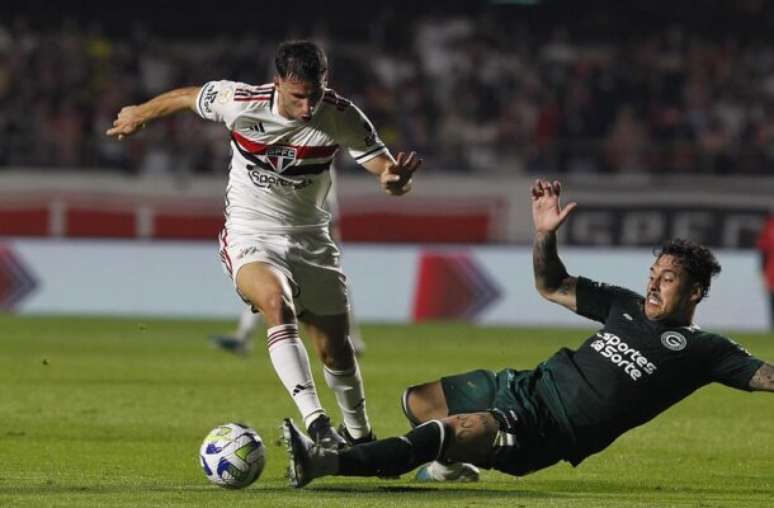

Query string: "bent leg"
[[335, 411, 498, 478], [404, 370, 497, 481], [403, 381, 449, 426], [302, 311, 372, 439], [237, 262, 325, 428], [404, 369, 497, 425]]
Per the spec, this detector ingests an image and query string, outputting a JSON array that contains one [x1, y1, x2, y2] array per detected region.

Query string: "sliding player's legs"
[[402, 370, 498, 481], [283, 367, 568, 487], [282, 410, 498, 488], [406, 368, 567, 480]]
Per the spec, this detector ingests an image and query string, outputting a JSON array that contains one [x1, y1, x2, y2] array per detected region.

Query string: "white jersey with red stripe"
[[196, 80, 387, 234]]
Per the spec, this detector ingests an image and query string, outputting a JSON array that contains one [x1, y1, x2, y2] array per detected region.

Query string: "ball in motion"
[[199, 423, 266, 489]]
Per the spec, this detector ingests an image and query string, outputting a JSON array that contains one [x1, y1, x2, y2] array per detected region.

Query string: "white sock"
[[426, 461, 478, 480], [323, 361, 370, 439], [236, 307, 261, 342], [267, 324, 325, 427], [429, 462, 458, 476]]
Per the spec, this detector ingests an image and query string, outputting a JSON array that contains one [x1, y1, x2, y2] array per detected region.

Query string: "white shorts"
[[218, 227, 349, 316]]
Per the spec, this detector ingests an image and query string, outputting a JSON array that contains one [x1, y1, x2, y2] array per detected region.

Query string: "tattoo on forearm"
[[533, 232, 569, 292], [750, 362, 774, 391]]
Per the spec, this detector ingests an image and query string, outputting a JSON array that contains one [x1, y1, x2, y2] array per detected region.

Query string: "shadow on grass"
[[0, 481, 550, 498], [307, 483, 553, 498], [529, 479, 774, 497], [2, 478, 773, 500]]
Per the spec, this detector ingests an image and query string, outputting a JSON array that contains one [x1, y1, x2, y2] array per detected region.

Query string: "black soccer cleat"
[[337, 424, 377, 446], [307, 414, 348, 450], [281, 418, 338, 488]]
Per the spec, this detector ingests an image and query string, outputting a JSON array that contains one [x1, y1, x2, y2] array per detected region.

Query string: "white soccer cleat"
[[281, 418, 338, 488], [415, 461, 480, 482]]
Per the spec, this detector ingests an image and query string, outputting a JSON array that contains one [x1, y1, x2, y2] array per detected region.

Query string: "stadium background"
[[3, 1, 774, 506], [0, 0, 771, 327]]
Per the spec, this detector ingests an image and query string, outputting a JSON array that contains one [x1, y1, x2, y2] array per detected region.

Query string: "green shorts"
[[440, 368, 569, 476]]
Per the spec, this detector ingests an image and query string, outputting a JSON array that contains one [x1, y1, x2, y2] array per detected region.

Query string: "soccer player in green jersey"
[[280, 179, 774, 487]]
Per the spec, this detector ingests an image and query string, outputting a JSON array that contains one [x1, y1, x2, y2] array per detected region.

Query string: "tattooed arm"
[[749, 362, 774, 391], [534, 231, 578, 311], [531, 179, 578, 311]]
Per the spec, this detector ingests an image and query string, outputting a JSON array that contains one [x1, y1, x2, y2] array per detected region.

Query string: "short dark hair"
[[653, 239, 721, 300], [274, 40, 327, 84]]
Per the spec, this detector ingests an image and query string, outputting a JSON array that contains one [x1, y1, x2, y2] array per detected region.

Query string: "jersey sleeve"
[[195, 80, 247, 129], [705, 335, 764, 391], [575, 276, 641, 323], [335, 102, 388, 165]]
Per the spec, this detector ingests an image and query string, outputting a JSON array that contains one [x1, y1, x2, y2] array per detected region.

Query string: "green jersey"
[[539, 277, 763, 466]]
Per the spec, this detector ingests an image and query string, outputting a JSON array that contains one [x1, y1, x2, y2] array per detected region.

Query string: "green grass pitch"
[[1, 315, 773, 507]]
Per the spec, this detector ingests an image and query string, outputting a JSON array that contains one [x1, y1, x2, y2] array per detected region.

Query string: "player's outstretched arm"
[[362, 151, 422, 196], [749, 362, 774, 391], [532, 179, 579, 311], [105, 86, 201, 140]]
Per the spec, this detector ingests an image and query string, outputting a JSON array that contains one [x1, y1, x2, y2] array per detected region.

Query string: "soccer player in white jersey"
[[211, 169, 368, 357], [107, 40, 421, 448]]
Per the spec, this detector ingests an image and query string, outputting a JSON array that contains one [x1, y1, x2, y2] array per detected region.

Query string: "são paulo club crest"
[[265, 146, 297, 172]]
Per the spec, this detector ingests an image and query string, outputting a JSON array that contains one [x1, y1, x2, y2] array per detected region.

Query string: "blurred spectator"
[[757, 213, 774, 330], [3, 5, 774, 176]]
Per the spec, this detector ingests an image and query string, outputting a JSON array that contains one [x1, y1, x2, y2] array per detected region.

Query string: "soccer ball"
[[199, 423, 266, 489]]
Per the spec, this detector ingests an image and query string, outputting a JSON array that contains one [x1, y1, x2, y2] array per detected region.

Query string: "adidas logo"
[[292, 382, 313, 396]]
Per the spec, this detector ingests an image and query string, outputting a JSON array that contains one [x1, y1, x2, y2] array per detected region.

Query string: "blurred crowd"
[[3, 8, 774, 176]]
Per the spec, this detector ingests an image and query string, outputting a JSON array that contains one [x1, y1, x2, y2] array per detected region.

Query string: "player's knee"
[[403, 382, 448, 425], [401, 387, 422, 427], [259, 292, 296, 324]]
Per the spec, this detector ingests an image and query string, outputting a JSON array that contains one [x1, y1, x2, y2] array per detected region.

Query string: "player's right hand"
[[381, 151, 422, 196], [531, 179, 577, 234], [105, 106, 147, 140]]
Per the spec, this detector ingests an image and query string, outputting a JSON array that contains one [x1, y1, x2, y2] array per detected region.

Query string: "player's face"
[[644, 255, 701, 323], [274, 74, 325, 122]]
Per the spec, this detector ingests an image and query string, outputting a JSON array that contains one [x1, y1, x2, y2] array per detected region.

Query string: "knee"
[[402, 387, 422, 426], [260, 292, 296, 325], [402, 382, 448, 425]]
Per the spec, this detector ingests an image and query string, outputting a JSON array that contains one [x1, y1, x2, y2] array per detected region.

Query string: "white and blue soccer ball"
[[199, 423, 266, 489]]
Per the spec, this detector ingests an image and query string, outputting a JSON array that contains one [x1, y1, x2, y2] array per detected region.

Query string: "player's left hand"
[[381, 151, 422, 196], [531, 179, 577, 234]]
